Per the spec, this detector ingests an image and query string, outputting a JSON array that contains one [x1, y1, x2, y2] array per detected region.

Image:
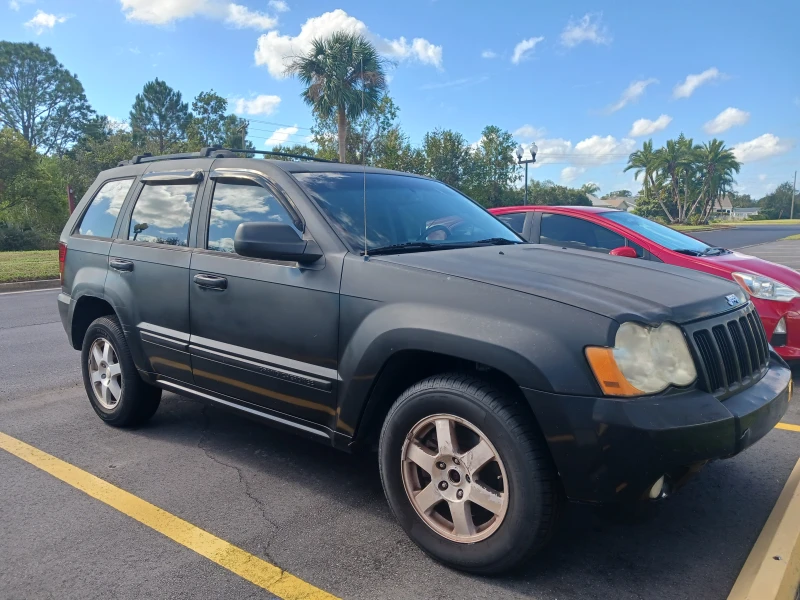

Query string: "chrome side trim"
[[157, 380, 330, 439]]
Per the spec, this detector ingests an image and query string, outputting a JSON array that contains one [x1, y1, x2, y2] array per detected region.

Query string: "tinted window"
[[294, 172, 520, 253], [603, 211, 709, 253], [128, 183, 197, 246], [496, 212, 526, 235], [207, 180, 295, 253], [540, 214, 624, 253], [77, 179, 133, 237]]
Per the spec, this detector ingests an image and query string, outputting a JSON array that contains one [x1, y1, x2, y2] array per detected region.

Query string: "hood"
[[374, 244, 747, 324], [690, 251, 800, 291]]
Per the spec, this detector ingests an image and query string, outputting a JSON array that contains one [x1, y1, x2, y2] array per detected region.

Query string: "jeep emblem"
[[726, 294, 740, 306]]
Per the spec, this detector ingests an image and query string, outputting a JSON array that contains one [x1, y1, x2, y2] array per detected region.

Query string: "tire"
[[81, 316, 161, 427], [379, 373, 560, 575]]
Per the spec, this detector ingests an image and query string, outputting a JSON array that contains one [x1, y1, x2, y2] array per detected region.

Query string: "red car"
[[489, 205, 800, 363]]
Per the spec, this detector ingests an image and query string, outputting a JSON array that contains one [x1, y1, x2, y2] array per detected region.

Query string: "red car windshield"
[[603, 211, 711, 254]]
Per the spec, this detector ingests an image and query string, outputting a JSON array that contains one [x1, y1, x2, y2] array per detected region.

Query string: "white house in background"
[[588, 194, 637, 212], [714, 195, 760, 220]]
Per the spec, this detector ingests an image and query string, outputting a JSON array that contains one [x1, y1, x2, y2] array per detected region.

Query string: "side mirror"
[[609, 246, 638, 258], [234, 222, 322, 263]]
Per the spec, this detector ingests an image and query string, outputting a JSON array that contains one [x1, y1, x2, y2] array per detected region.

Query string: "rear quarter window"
[[76, 179, 134, 238]]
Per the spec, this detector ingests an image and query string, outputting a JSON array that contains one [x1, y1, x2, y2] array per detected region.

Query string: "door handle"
[[109, 258, 134, 272], [193, 274, 228, 290]]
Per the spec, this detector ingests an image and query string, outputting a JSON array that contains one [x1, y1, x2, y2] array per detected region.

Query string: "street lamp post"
[[515, 143, 538, 206]]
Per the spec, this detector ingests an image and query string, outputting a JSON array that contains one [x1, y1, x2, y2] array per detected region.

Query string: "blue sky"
[[2, 0, 799, 197]]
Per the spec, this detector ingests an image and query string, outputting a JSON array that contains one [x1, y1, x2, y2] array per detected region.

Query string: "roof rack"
[[118, 146, 334, 167]]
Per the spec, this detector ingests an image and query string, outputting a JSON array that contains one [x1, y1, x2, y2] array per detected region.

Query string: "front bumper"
[[524, 355, 792, 504], [753, 298, 800, 362]]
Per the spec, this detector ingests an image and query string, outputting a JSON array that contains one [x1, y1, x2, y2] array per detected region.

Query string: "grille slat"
[[688, 304, 770, 399]]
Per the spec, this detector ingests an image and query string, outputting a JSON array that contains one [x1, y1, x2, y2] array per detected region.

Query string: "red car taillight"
[[58, 242, 67, 286]]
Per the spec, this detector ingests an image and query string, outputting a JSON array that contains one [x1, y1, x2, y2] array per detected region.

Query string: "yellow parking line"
[[777, 423, 800, 433], [0, 431, 339, 600], [728, 458, 800, 599]]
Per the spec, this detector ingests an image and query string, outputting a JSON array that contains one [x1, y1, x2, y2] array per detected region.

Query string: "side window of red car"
[[540, 214, 625, 253], [495, 212, 526, 235]]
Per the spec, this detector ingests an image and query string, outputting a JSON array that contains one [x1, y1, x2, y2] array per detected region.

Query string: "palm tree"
[[654, 137, 698, 222], [692, 139, 741, 220], [286, 32, 387, 163], [625, 139, 673, 221], [580, 182, 600, 196]]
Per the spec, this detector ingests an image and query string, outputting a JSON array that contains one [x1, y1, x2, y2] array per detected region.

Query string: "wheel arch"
[[69, 295, 118, 350]]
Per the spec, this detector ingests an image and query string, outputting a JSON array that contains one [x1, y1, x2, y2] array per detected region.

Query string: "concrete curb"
[[728, 457, 800, 600], [0, 279, 60, 294]]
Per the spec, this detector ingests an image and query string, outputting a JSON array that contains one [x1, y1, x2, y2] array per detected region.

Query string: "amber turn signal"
[[584, 347, 644, 397]]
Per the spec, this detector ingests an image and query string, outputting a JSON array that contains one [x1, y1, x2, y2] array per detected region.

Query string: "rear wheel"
[[379, 373, 560, 574], [81, 316, 161, 427]]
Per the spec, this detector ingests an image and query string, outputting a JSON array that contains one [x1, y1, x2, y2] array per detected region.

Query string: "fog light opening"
[[772, 317, 787, 347], [648, 476, 665, 500]]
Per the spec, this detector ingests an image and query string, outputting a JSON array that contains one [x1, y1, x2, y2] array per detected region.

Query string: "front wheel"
[[379, 373, 561, 574]]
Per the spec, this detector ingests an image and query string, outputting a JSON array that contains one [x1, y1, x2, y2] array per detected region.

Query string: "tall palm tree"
[[286, 32, 387, 163], [692, 139, 741, 219], [654, 137, 697, 222], [625, 139, 673, 221]]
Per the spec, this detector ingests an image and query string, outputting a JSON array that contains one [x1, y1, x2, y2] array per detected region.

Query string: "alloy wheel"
[[88, 337, 123, 409]]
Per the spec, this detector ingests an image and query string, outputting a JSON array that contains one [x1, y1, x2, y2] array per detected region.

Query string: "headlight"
[[732, 272, 799, 302], [585, 322, 697, 397]]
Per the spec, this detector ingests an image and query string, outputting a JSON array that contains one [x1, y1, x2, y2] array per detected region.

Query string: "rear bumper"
[[524, 356, 792, 504], [57, 292, 72, 340]]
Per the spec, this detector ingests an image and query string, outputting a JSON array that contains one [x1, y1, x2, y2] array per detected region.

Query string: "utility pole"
[[791, 170, 797, 220]]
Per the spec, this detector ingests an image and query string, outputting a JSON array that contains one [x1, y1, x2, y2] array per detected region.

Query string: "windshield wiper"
[[366, 241, 438, 256], [673, 248, 704, 256], [471, 237, 523, 245], [701, 246, 728, 256]]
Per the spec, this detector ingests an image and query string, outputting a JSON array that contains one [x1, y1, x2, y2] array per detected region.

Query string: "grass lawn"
[[0, 250, 59, 284], [670, 224, 732, 232], [735, 219, 800, 226], [781, 234, 800, 241]]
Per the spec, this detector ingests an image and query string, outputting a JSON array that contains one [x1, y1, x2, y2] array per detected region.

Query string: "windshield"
[[602, 211, 710, 253], [294, 172, 521, 254]]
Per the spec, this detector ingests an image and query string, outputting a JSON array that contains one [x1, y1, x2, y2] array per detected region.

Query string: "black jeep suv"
[[58, 148, 792, 574]]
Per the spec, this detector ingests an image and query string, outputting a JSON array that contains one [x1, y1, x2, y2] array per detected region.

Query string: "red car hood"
[[690, 251, 800, 290]]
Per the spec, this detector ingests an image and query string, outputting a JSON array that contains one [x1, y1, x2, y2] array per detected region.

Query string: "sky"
[[2, 0, 799, 197]]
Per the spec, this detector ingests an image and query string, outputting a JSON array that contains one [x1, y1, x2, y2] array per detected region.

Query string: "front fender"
[[335, 297, 611, 436]]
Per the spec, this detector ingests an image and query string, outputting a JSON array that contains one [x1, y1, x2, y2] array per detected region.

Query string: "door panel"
[[189, 251, 340, 426]]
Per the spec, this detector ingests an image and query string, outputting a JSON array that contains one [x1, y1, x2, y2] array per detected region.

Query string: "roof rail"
[[117, 146, 334, 167]]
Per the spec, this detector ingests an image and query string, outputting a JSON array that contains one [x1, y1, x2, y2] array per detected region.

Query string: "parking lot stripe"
[[777, 423, 800, 433], [0, 431, 340, 600], [727, 458, 800, 600]]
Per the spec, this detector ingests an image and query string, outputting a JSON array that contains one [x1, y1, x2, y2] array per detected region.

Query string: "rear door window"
[[496, 212, 526, 234], [77, 179, 133, 238], [128, 183, 197, 246]]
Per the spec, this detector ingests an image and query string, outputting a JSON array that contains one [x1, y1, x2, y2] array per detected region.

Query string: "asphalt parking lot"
[[691, 224, 800, 249], [1, 258, 799, 599]]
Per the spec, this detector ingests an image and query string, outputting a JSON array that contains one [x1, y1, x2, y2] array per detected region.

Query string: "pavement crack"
[[196, 404, 280, 561]]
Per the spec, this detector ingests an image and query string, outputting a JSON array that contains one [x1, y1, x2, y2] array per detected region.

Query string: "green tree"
[[759, 182, 796, 220], [467, 126, 519, 207], [0, 42, 95, 154], [129, 78, 191, 154], [269, 143, 318, 160], [602, 189, 632, 198], [625, 139, 672, 221], [62, 126, 136, 201], [694, 139, 740, 220], [374, 128, 424, 174], [287, 32, 387, 163], [421, 129, 473, 188], [730, 192, 755, 208], [0, 127, 38, 212], [527, 180, 592, 206], [187, 90, 228, 148], [580, 182, 600, 196]]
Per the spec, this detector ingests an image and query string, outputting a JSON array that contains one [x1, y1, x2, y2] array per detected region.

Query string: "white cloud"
[[560, 13, 611, 48], [573, 135, 636, 165], [9, 0, 34, 11], [107, 117, 131, 133], [703, 107, 750, 135], [673, 67, 722, 99], [232, 94, 282, 115], [629, 114, 672, 137], [120, 0, 279, 30], [513, 124, 546, 141], [607, 78, 657, 113], [265, 126, 299, 148], [758, 174, 767, 182], [511, 36, 544, 64], [268, 0, 288, 12], [254, 9, 442, 79], [420, 76, 487, 90], [24, 10, 68, 34], [561, 166, 586, 183], [481, 50, 497, 59], [732, 134, 794, 163], [226, 4, 277, 30], [531, 138, 572, 167]]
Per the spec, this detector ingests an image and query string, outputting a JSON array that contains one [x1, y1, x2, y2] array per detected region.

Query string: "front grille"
[[686, 303, 770, 399]]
